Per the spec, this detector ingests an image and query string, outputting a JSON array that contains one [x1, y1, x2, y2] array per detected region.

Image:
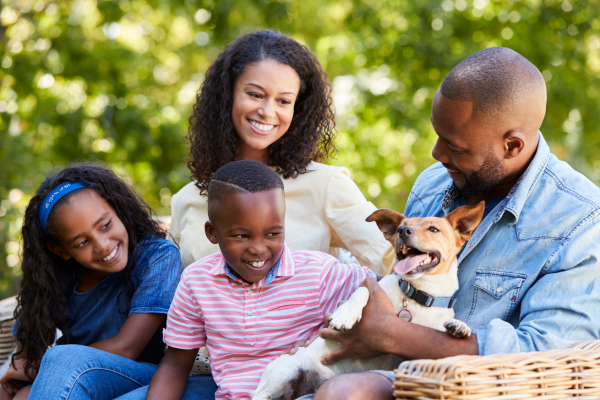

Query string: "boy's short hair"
[[440, 47, 545, 115], [207, 160, 284, 203]]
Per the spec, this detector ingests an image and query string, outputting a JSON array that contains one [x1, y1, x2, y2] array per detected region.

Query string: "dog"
[[251, 202, 484, 400]]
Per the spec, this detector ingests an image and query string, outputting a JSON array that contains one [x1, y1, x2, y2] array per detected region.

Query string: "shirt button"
[[247, 289, 252, 294], [247, 311, 253, 316], [496, 287, 503, 294]]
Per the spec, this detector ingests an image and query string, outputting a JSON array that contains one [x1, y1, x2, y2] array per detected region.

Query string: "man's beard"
[[460, 149, 507, 198]]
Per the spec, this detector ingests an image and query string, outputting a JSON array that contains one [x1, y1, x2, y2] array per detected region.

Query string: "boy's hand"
[[146, 347, 198, 400], [279, 332, 320, 356]]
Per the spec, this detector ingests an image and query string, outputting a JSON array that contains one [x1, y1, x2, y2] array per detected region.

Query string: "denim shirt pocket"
[[468, 269, 526, 326]]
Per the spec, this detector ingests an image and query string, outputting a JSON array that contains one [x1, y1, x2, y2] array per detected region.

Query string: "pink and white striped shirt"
[[163, 244, 374, 400]]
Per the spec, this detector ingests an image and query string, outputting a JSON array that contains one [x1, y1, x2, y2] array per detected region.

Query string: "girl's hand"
[[0, 386, 16, 400], [279, 332, 320, 356], [0, 358, 32, 396]]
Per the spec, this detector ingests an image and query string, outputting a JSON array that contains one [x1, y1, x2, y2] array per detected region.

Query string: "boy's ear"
[[46, 242, 71, 260], [205, 221, 218, 245], [366, 209, 406, 243], [445, 201, 485, 243]]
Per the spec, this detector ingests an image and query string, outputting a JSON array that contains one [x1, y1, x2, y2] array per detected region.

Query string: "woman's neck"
[[236, 138, 270, 164]]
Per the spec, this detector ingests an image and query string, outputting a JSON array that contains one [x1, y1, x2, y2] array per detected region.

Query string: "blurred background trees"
[[1, 0, 600, 297]]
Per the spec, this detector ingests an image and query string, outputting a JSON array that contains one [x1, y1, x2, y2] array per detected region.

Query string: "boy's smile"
[[205, 189, 285, 284]]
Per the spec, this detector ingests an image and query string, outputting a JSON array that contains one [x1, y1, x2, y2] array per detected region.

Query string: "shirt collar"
[[501, 132, 550, 224], [441, 132, 549, 225], [212, 243, 295, 287]]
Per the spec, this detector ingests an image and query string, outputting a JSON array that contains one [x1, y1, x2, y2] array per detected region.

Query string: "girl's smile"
[[97, 243, 121, 263], [47, 189, 129, 279]]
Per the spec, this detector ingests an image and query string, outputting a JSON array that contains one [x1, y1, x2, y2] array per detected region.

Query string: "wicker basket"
[[394, 340, 600, 399]]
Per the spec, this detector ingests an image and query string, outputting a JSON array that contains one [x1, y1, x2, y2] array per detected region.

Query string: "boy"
[[145, 160, 375, 400]]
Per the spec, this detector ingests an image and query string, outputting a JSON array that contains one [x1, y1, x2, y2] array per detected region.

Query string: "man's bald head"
[[440, 47, 546, 131], [432, 48, 547, 202]]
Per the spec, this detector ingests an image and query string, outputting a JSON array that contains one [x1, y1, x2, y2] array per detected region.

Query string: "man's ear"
[[504, 131, 526, 159], [47, 242, 71, 260], [205, 221, 218, 244], [366, 209, 406, 242], [445, 201, 485, 243]]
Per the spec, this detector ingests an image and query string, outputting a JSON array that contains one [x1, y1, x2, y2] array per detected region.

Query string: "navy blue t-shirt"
[[454, 195, 507, 259], [14, 235, 181, 364], [453, 194, 507, 221]]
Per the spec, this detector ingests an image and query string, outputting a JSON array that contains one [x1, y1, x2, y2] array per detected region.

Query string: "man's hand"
[[319, 277, 399, 364], [279, 332, 320, 356], [319, 277, 479, 364]]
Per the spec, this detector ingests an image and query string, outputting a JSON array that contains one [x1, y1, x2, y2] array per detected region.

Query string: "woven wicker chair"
[[393, 340, 600, 399]]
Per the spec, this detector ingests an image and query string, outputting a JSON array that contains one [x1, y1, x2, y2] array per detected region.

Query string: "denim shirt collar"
[[441, 132, 550, 226]]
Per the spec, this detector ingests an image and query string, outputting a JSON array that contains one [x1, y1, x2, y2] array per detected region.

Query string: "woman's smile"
[[247, 118, 277, 135]]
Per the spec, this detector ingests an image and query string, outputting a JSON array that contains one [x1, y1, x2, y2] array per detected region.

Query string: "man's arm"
[[146, 347, 197, 400], [319, 278, 478, 364]]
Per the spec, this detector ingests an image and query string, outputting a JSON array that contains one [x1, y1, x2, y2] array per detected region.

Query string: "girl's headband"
[[38, 181, 86, 234]]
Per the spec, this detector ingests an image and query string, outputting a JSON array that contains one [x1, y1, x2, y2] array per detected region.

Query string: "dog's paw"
[[444, 319, 471, 338], [328, 302, 363, 331]]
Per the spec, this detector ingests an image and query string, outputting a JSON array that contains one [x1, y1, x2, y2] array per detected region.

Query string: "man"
[[312, 47, 600, 400]]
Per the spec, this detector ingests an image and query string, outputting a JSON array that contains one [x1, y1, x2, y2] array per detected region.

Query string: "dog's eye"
[[428, 227, 439, 233]]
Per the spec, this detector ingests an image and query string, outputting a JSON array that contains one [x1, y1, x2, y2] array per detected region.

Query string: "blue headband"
[[38, 181, 86, 233]]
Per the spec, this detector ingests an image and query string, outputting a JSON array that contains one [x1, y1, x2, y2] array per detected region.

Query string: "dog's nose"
[[398, 226, 413, 238]]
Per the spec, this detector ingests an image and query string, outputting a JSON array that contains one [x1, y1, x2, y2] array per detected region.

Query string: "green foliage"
[[1, 0, 600, 297]]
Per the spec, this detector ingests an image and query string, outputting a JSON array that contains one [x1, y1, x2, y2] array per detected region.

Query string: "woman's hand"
[[0, 358, 33, 396], [279, 332, 320, 356]]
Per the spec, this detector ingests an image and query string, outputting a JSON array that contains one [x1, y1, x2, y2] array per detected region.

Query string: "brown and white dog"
[[251, 202, 484, 400]]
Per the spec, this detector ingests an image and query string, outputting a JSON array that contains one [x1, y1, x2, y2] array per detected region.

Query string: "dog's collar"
[[399, 279, 457, 308]]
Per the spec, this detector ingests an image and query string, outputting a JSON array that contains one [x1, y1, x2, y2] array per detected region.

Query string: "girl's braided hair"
[[187, 29, 337, 195], [13, 163, 165, 377]]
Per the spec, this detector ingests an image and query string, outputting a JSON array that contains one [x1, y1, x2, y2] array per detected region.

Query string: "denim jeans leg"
[[115, 374, 218, 400], [28, 345, 159, 400]]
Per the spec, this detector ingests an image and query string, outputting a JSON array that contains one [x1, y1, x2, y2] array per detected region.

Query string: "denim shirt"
[[14, 235, 182, 364], [405, 132, 600, 355]]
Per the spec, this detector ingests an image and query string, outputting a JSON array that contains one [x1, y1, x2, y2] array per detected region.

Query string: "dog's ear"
[[366, 209, 406, 242], [445, 201, 485, 243]]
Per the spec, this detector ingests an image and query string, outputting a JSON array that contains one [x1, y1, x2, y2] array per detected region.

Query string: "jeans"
[[28, 345, 159, 400], [115, 375, 218, 400]]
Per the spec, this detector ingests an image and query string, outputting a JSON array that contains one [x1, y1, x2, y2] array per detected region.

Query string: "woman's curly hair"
[[13, 163, 165, 377], [188, 29, 337, 195]]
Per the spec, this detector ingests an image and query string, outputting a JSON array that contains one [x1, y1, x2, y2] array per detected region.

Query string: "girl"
[[171, 29, 395, 275], [0, 164, 181, 400]]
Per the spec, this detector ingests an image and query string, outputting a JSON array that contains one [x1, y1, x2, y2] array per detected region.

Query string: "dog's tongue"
[[394, 254, 429, 276]]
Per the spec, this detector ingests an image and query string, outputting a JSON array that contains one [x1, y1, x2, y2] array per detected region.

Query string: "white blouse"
[[169, 162, 395, 275]]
